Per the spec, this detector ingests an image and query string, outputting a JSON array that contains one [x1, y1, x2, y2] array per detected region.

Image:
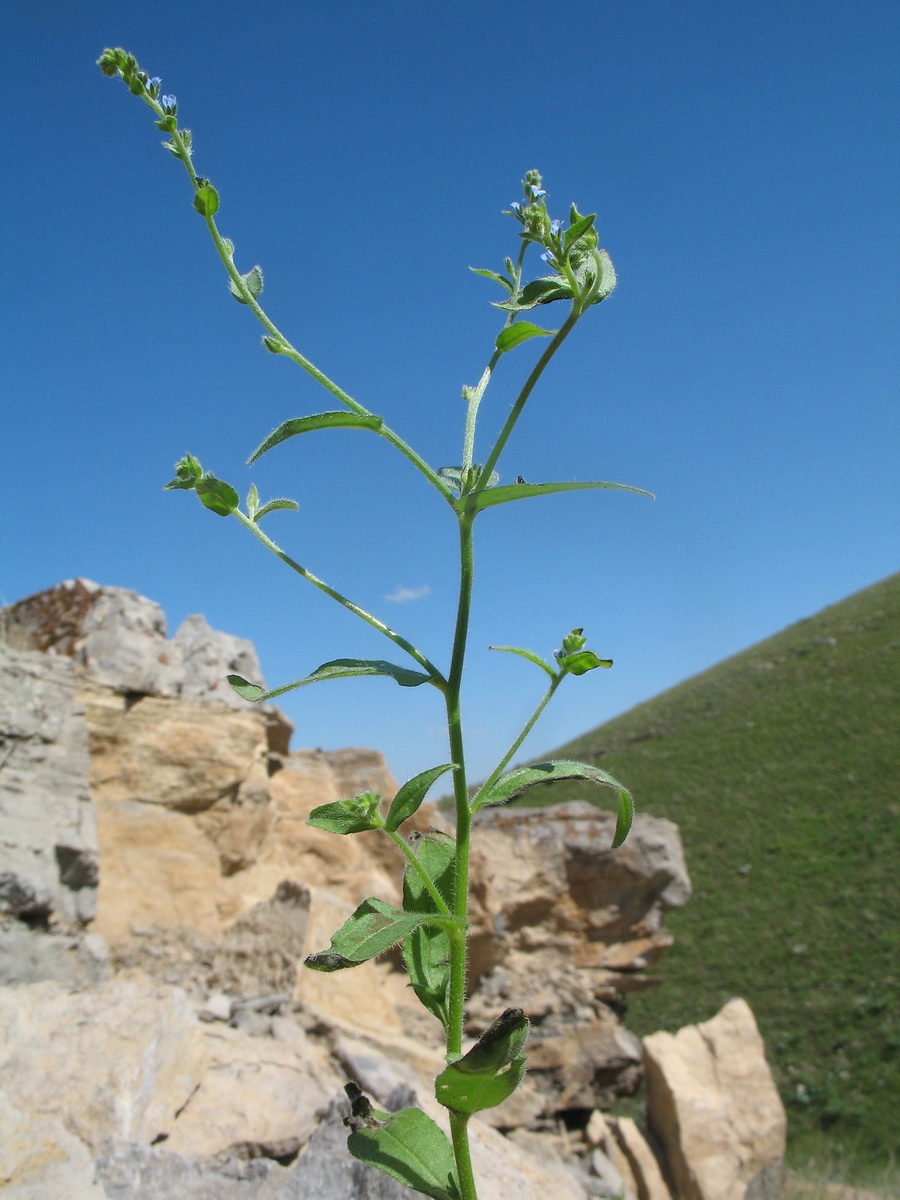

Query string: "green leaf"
[[307, 791, 383, 834], [227, 657, 435, 703], [402, 833, 456, 1027], [584, 248, 617, 306], [385, 763, 456, 832], [305, 897, 424, 971], [494, 322, 556, 355], [465, 478, 654, 514], [557, 649, 613, 676], [226, 676, 266, 702], [489, 644, 556, 680], [469, 266, 513, 292], [195, 474, 239, 516], [253, 497, 299, 521], [435, 1007, 529, 1115], [473, 759, 634, 847], [564, 211, 596, 248], [228, 264, 263, 304], [193, 183, 219, 217], [494, 274, 573, 312], [404, 833, 456, 913], [347, 1106, 461, 1200], [247, 412, 384, 463]]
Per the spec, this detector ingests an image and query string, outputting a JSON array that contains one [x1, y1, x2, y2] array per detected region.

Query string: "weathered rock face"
[[1, 578, 266, 708], [643, 998, 787, 1200], [0, 642, 97, 924], [1, 580, 792, 1200], [466, 802, 691, 1111]]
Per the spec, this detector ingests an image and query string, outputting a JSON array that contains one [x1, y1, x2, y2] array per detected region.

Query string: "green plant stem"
[[470, 674, 562, 811], [449, 1111, 478, 1200], [441, 512, 477, 1196], [477, 309, 580, 489], [461, 242, 529, 472], [232, 509, 446, 685], [151, 110, 456, 508]]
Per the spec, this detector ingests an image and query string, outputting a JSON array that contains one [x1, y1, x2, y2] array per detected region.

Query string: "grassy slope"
[[535, 573, 899, 1172]]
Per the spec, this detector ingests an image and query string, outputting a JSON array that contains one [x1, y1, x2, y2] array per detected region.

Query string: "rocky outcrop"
[[1, 578, 265, 707], [0, 642, 97, 924], [466, 802, 690, 1112], [0, 581, 785, 1200], [643, 998, 787, 1200]]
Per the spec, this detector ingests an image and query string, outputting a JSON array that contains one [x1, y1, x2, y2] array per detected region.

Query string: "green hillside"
[[537, 573, 900, 1175]]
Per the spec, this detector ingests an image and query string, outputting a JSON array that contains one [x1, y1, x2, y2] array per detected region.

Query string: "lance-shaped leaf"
[[473, 759, 634, 848], [402, 833, 456, 1028], [305, 897, 424, 971], [464, 478, 653, 515], [307, 791, 383, 835], [228, 657, 435, 703], [495, 321, 556, 355], [385, 763, 455, 831], [489, 644, 556, 680], [248, 412, 384, 463], [435, 1007, 529, 1115], [470, 265, 513, 292], [347, 1106, 461, 1200]]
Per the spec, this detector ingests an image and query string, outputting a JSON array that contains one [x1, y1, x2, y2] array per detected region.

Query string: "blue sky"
[[3, 2, 898, 788]]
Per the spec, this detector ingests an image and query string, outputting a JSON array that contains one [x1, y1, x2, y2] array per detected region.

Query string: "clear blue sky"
[[3, 2, 897, 787]]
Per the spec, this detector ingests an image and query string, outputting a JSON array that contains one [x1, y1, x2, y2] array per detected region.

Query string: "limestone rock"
[[0, 918, 110, 988], [0, 1089, 106, 1200], [169, 611, 266, 708], [0, 579, 267, 708], [210, 879, 311, 997], [95, 1138, 288, 1200], [85, 686, 274, 940], [0, 978, 209, 1150], [613, 1116, 674, 1200], [643, 998, 786, 1200], [163, 1018, 342, 1162], [465, 801, 690, 1110], [0, 642, 97, 923]]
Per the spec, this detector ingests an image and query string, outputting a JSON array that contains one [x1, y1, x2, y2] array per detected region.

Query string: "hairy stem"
[[450, 1111, 478, 1200], [469, 674, 562, 811], [232, 509, 446, 685], [477, 309, 580, 488]]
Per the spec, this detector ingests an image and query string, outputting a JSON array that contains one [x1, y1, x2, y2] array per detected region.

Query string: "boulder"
[[0, 978, 209, 1150], [163, 1017, 343, 1162], [0, 642, 97, 923], [643, 998, 786, 1200]]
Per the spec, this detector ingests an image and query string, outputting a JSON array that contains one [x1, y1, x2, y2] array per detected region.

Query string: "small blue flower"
[[161, 94, 177, 114], [550, 219, 561, 236], [148, 77, 162, 93], [527, 184, 547, 200], [510, 201, 522, 212]]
